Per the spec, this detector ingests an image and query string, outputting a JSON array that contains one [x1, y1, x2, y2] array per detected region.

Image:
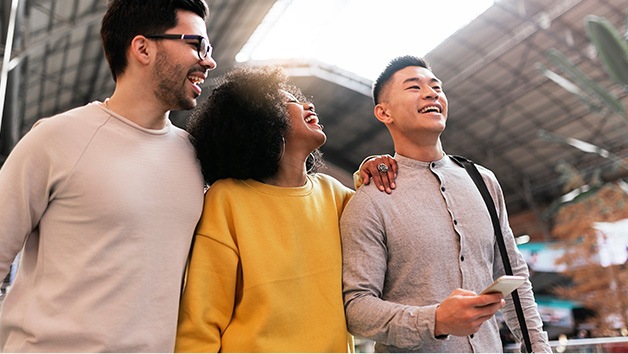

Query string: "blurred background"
[[2, 0, 628, 352]]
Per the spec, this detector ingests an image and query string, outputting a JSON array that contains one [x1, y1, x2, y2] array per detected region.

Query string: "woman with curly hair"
[[175, 66, 389, 352]]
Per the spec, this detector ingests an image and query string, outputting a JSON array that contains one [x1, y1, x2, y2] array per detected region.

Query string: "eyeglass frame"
[[145, 34, 213, 60]]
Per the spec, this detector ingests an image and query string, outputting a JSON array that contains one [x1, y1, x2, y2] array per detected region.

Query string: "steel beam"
[[0, 0, 23, 157]]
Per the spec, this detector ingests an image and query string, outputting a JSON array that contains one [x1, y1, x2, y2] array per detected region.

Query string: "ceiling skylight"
[[236, 0, 495, 80]]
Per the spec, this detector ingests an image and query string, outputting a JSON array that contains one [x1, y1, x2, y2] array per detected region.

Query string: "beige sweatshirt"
[[0, 102, 204, 352]]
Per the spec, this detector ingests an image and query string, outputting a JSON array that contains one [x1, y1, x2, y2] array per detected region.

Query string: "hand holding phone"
[[480, 275, 526, 296]]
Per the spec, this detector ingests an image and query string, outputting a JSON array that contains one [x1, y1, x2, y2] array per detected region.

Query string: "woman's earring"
[[306, 152, 315, 173], [278, 136, 286, 161]]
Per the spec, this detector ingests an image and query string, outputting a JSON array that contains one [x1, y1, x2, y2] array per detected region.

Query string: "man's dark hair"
[[372, 56, 431, 105], [100, 0, 208, 82], [187, 66, 323, 185]]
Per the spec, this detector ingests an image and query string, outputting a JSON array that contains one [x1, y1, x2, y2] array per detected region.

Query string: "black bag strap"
[[449, 155, 533, 353]]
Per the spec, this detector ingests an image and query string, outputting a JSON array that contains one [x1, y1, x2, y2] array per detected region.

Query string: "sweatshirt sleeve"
[[0, 119, 68, 277], [175, 185, 240, 353], [482, 169, 552, 353], [340, 190, 443, 349]]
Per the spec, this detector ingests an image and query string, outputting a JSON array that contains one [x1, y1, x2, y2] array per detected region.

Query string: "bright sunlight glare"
[[236, 0, 495, 80]]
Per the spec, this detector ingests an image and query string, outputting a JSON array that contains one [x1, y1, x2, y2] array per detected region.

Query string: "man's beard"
[[152, 51, 196, 111]]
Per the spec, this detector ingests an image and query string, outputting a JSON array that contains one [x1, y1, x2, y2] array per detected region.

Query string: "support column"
[[0, 0, 24, 161]]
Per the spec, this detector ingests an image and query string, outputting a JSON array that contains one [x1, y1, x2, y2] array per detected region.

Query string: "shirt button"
[[470, 334, 474, 339], [453, 220, 458, 225], [431, 163, 435, 167], [441, 187, 445, 192], [461, 255, 465, 262]]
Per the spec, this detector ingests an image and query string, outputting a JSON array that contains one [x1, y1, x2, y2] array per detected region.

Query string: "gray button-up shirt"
[[341, 154, 551, 352]]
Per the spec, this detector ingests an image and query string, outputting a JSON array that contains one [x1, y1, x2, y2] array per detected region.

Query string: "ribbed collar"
[[242, 175, 315, 197], [93, 101, 172, 136]]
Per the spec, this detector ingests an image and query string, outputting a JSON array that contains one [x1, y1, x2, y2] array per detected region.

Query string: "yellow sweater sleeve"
[[175, 188, 240, 353]]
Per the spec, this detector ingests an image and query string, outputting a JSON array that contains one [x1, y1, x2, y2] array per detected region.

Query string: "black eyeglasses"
[[145, 34, 212, 60]]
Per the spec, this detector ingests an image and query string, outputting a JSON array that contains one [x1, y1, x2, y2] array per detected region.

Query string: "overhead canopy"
[[1, 0, 627, 217]]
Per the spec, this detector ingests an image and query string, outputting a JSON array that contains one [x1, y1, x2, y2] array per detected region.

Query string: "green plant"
[[585, 13, 628, 90], [535, 9, 628, 338]]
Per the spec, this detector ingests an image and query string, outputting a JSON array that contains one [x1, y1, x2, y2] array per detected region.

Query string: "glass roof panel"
[[236, 0, 494, 80]]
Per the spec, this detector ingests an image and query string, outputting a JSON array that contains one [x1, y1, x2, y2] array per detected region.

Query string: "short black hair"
[[372, 56, 431, 105], [187, 66, 323, 185], [100, 0, 209, 81]]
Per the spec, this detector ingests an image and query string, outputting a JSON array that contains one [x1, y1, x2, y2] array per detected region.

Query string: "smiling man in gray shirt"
[[340, 56, 551, 353]]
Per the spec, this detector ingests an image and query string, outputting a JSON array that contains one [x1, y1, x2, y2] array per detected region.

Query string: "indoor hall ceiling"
[[427, 0, 628, 215], [0, 0, 277, 136], [1, 0, 628, 219]]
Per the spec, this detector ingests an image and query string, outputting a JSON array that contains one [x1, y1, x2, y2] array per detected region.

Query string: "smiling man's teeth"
[[188, 75, 204, 86], [305, 116, 318, 124], [418, 106, 440, 113]]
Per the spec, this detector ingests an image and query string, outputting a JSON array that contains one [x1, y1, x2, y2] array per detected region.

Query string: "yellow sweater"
[[176, 174, 354, 353]]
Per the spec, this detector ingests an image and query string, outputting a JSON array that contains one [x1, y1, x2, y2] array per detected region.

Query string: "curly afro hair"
[[187, 65, 323, 185]]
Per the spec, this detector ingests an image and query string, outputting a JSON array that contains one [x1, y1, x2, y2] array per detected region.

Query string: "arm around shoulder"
[[353, 155, 398, 193]]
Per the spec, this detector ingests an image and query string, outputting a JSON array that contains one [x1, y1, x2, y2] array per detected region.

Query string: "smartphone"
[[480, 275, 526, 296]]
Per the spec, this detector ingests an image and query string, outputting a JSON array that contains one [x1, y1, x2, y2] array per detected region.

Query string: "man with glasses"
[[146, 34, 213, 59], [0, 0, 215, 352]]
